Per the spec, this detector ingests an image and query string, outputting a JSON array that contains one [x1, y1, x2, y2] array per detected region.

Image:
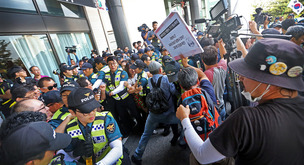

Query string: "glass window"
[[0, 35, 60, 85], [50, 33, 93, 65], [0, 0, 37, 14], [37, 0, 84, 18]]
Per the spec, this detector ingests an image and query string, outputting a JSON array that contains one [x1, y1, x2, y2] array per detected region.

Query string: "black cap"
[[8, 66, 23, 78], [138, 49, 144, 54], [82, 56, 89, 61], [261, 28, 280, 35], [229, 38, 304, 91], [131, 53, 139, 61], [80, 63, 93, 70], [61, 65, 76, 72], [131, 59, 146, 69], [2, 121, 71, 164], [165, 61, 181, 83], [161, 47, 167, 52], [162, 55, 173, 66], [60, 81, 79, 93], [42, 90, 62, 105], [95, 57, 106, 65], [144, 47, 151, 53], [68, 87, 101, 113], [102, 52, 112, 58]]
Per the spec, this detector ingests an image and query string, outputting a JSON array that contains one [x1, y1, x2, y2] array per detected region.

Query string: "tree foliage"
[[252, 0, 299, 20]]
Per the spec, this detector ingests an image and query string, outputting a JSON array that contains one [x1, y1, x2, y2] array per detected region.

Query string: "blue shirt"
[[200, 79, 217, 103], [67, 54, 79, 66], [137, 71, 148, 87], [148, 74, 176, 115], [65, 113, 122, 152], [102, 69, 129, 82], [141, 31, 151, 45]]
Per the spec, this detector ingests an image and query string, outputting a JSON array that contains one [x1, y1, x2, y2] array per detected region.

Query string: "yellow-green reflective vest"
[[51, 107, 70, 121], [101, 65, 110, 73], [137, 71, 149, 96], [66, 112, 123, 164], [104, 69, 129, 100]]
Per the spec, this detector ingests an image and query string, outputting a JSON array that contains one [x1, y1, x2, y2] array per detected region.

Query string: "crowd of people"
[[0, 14, 303, 165]]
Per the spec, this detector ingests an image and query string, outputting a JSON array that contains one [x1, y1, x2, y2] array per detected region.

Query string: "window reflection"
[[0, 0, 37, 14], [36, 0, 84, 18]]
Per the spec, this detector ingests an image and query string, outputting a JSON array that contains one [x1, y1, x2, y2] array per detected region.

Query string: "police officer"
[[48, 81, 79, 130], [102, 56, 143, 137], [61, 65, 78, 82], [64, 87, 124, 164]]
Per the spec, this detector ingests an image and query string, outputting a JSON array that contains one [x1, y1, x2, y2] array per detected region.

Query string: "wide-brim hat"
[[229, 38, 304, 91]]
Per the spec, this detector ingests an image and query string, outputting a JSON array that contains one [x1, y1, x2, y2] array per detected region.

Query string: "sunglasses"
[[43, 83, 58, 90]]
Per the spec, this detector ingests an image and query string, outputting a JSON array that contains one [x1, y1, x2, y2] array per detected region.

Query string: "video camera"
[[138, 24, 151, 33], [53, 69, 60, 75], [65, 46, 77, 53], [253, 8, 272, 25], [207, 0, 242, 43]]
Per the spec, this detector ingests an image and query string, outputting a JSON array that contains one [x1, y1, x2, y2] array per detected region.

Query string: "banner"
[[155, 12, 204, 60]]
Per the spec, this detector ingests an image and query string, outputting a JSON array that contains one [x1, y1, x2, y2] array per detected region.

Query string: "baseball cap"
[[117, 53, 124, 61], [161, 47, 167, 52], [131, 53, 139, 61], [2, 121, 71, 164], [138, 49, 144, 54], [61, 65, 76, 72], [60, 81, 80, 93], [42, 90, 62, 105], [272, 23, 282, 28], [82, 56, 89, 61], [261, 28, 280, 35], [162, 55, 173, 66], [229, 38, 304, 91], [144, 47, 151, 53], [197, 31, 204, 36], [148, 61, 162, 73], [80, 63, 93, 70], [68, 87, 101, 113], [94, 57, 106, 65], [131, 59, 146, 69], [102, 52, 112, 58], [164, 61, 181, 82]]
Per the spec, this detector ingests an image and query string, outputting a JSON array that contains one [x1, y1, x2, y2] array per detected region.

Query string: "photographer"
[[66, 47, 79, 66], [140, 24, 151, 46], [148, 21, 162, 56]]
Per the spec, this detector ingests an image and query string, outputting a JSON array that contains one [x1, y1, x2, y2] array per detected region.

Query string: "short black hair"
[[201, 45, 218, 65], [199, 37, 214, 48], [11, 85, 35, 101], [107, 56, 118, 63], [152, 21, 158, 26], [29, 66, 37, 72], [37, 77, 55, 88], [286, 25, 304, 40], [282, 19, 295, 30], [178, 67, 198, 90], [133, 42, 137, 47], [137, 41, 142, 44], [76, 77, 89, 88]]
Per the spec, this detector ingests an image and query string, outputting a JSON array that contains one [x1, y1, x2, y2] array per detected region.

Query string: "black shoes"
[[131, 155, 142, 165], [161, 126, 171, 136]]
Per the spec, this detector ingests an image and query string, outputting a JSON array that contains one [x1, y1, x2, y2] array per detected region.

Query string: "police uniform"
[[49, 106, 70, 129], [102, 67, 143, 137], [64, 76, 78, 82], [65, 111, 123, 164], [0, 99, 15, 118], [136, 71, 149, 97]]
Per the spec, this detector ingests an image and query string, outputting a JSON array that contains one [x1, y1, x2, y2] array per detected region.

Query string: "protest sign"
[[155, 12, 203, 60]]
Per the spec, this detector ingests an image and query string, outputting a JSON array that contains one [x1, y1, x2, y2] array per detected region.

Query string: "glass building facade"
[[0, 0, 94, 85]]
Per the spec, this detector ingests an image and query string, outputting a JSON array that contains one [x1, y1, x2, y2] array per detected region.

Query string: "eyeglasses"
[[36, 104, 48, 112], [43, 83, 58, 90]]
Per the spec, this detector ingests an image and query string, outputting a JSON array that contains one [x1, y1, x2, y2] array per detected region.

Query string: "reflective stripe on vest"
[[66, 112, 122, 164], [105, 69, 129, 100], [51, 107, 70, 121], [137, 71, 149, 96]]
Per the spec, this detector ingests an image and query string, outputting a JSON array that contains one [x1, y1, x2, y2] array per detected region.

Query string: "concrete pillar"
[[106, 0, 131, 49], [189, 0, 202, 31]]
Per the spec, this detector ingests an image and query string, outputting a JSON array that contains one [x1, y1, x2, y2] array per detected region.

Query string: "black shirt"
[[209, 96, 304, 165]]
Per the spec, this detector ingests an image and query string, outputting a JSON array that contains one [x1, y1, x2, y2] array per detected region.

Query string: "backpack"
[[181, 88, 221, 140], [146, 76, 170, 114]]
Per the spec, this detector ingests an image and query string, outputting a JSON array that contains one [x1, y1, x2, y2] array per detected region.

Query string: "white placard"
[[155, 12, 204, 60]]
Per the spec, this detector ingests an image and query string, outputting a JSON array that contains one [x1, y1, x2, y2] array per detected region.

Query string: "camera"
[[207, 0, 242, 43], [65, 46, 77, 53], [138, 24, 151, 33], [253, 8, 272, 25], [53, 69, 60, 75]]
